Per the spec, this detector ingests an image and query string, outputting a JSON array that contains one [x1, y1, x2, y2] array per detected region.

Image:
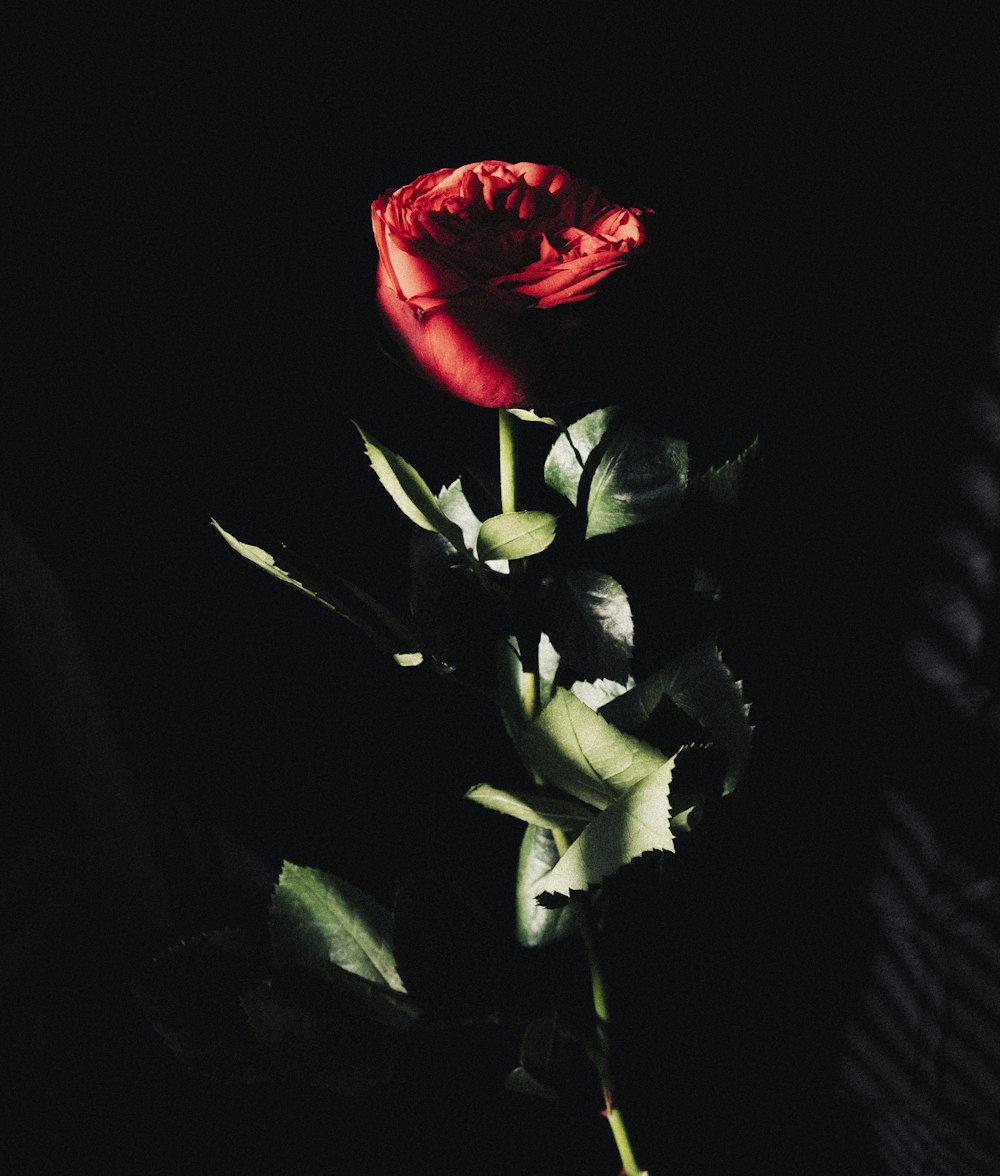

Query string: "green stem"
[[498, 408, 518, 515], [499, 408, 535, 718], [554, 824, 646, 1174], [497, 406, 646, 1175]]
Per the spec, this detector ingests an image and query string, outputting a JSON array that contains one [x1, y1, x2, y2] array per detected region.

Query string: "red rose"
[[371, 161, 648, 408]]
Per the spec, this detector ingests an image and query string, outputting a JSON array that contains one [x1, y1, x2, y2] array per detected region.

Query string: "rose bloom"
[[372, 161, 648, 408]]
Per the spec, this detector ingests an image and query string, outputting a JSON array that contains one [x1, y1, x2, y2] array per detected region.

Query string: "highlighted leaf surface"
[[544, 406, 620, 506], [532, 761, 677, 903], [515, 687, 676, 811], [477, 511, 557, 561], [270, 862, 406, 993]]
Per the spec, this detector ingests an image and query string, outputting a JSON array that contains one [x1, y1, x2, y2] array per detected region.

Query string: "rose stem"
[[497, 407, 648, 1176], [549, 823, 647, 1176], [498, 407, 519, 514]]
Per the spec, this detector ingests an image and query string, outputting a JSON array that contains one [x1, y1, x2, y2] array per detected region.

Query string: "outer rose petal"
[[376, 264, 536, 408]]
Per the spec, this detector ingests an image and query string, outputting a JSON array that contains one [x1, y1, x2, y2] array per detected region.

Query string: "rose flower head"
[[372, 161, 648, 409]]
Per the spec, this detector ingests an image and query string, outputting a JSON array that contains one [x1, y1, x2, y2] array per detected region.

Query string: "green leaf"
[[601, 639, 752, 793], [515, 825, 578, 947], [507, 408, 560, 426], [465, 784, 595, 833], [537, 632, 561, 709], [241, 962, 418, 1095], [269, 862, 406, 993], [211, 520, 429, 665], [584, 421, 688, 539], [530, 755, 678, 903], [541, 569, 633, 684], [129, 929, 273, 1084], [543, 408, 689, 538], [515, 687, 677, 811], [476, 511, 558, 561], [570, 677, 629, 710], [543, 406, 621, 507], [436, 477, 509, 569], [505, 1064, 560, 1100], [508, 1017, 563, 1099], [695, 436, 761, 505], [436, 478, 483, 557], [354, 423, 466, 551], [519, 1016, 561, 1075]]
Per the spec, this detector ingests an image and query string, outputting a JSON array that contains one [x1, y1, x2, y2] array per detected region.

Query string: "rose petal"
[[377, 271, 531, 408]]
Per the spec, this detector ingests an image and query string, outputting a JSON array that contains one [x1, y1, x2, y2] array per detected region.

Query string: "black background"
[[4, 5, 1000, 1174]]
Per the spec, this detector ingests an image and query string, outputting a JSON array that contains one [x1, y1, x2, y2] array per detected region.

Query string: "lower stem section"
[[551, 829, 647, 1176]]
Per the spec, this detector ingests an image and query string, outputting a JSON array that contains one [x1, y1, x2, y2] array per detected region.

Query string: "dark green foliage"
[[129, 929, 273, 1085], [240, 962, 418, 1095]]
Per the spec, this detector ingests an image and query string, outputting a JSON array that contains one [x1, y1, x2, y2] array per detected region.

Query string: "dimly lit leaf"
[[695, 436, 761, 505], [129, 929, 272, 1084], [584, 421, 688, 539], [541, 569, 633, 684], [435, 478, 483, 558], [511, 1017, 564, 1098], [270, 862, 406, 993], [601, 640, 752, 792], [519, 1016, 561, 1075], [497, 636, 561, 728], [509, 1016, 593, 1101], [515, 826, 578, 948], [241, 962, 417, 1095], [476, 511, 558, 561], [505, 1064, 559, 1100], [211, 520, 427, 664], [410, 527, 502, 669]]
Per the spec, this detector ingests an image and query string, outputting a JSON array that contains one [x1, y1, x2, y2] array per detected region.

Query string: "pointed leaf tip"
[[353, 423, 465, 550]]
